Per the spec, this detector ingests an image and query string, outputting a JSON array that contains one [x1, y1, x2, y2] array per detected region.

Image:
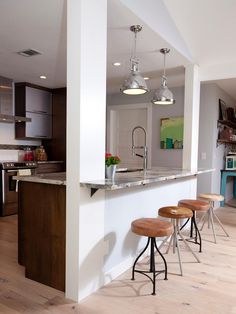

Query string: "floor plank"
[[0, 207, 236, 313]]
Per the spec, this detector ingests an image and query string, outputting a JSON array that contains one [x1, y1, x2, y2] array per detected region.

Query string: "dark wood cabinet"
[[18, 181, 66, 291], [15, 83, 52, 139], [43, 88, 66, 169], [35, 162, 64, 174]]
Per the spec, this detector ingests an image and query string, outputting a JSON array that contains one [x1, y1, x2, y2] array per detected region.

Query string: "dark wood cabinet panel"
[[43, 88, 66, 168], [18, 181, 66, 291], [15, 83, 52, 139], [35, 162, 64, 174]]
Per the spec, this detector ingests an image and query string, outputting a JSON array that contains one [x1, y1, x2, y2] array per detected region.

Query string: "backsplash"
[[0, 145, 38, 161]]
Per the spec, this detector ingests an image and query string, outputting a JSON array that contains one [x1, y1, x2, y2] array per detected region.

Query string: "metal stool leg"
[[158, 234, 171, 251], [154, 239, 168, 280], [192, 213, 202, 252], [209, 207, 217, 243], [174, 220, 183, 276], [150, 238, 156, 295], [132, 237, 168, 295], [177, 223, 200, 263], [213, 211, 229, 237], [166, 233, 174, 254], [132, 237, 150, 280], [200, 210, 208, 231]]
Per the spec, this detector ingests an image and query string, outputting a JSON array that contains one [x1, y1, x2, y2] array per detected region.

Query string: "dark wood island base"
[[18, 181, 66, 291]]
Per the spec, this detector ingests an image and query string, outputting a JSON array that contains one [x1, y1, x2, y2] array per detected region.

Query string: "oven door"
[[1, 169, 18, 216]]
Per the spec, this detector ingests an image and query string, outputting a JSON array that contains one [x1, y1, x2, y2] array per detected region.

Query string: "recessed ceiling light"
[[40, 75, 47, 79], [113, 62, 121, 66], [144, 77, 149, 80]]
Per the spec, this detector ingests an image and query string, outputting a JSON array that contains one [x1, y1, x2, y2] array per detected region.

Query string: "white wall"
[[197, 83, 235, 201], [107, 86, 185, 167], [103, 177, 197, 281], [0, 123, 41, 160]]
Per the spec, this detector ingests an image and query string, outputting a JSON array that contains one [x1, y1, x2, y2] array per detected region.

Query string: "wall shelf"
[[217, 139, 236, 145], [218, 120, 236, 129]]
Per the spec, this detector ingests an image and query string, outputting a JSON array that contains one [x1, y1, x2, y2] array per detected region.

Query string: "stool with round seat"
[[131, 218, 173, 295], [178, 199, 210, 252], [158, 206, 200, 276], [198, 193, 229, 243]]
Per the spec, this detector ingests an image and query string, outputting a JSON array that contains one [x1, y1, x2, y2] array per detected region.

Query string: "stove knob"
[[6, 163, 10, 167], [11, 163, 14, 167]]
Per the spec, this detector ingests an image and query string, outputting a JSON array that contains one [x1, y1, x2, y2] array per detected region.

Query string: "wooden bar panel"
[[18, 181, 66, 291]]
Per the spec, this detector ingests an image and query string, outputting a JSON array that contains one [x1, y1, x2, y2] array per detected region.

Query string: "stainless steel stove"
[[0, 161, 37, 216]]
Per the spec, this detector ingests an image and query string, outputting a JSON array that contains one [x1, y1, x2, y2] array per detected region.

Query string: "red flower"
[[105, 153, 121, 166]]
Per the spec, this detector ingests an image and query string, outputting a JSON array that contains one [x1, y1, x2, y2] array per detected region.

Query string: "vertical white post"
[[183, 64, 200, 171], [67, 0, 107, 302]]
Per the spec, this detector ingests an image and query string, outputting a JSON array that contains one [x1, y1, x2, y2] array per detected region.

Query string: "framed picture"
[[219, 99, 227, 120], [160, 116, 184, 149]]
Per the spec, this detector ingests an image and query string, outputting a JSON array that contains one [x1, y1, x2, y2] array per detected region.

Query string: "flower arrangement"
[[105, 153, 121, 167]]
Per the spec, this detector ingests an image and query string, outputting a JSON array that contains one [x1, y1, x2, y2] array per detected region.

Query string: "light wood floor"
[[0, 207, 236, 313]]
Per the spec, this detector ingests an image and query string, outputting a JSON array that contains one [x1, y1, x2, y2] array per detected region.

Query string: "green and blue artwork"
[[160, 116, 184, 149]]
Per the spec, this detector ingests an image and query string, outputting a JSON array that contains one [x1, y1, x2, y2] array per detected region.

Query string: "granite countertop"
[[13, 172, 66, 186], [13, 167, 214, 189], [80, 167, 215, 191]]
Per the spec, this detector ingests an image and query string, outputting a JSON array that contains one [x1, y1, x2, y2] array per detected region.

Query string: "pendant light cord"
[[163, 52, 166, 78], [133, 30, 137, 59]]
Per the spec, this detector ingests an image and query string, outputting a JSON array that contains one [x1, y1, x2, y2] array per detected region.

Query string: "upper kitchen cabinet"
[[15, 83, 52, 139], [25, 86, 52, 115]]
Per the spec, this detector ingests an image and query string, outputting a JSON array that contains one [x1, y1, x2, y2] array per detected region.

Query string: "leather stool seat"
[[178, 199, 210, 212], [199, 193, 224, 202], [131, 218, 173, 238], [158, 206, 193, 219]]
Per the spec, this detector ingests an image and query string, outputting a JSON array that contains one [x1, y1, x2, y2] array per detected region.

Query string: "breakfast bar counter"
[[14, 167, 213, 190], [81, 167, 214, 193]]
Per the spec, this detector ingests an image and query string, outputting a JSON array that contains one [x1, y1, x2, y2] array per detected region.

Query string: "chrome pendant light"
[[152, 48, 175, 105], [121, 25, 149, 95]]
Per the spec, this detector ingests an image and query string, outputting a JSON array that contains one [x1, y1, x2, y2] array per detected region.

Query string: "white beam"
[[183, 64, 200, 171], [200, 61, 236, 82]]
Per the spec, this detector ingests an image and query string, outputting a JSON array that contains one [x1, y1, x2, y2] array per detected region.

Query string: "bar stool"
[[198, 193, 229, 243], [131, 218, 173, 295], [158, 206, 200, 276], [178, 199, 210, 252]]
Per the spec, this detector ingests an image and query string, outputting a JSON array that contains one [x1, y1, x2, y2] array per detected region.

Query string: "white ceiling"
[[164, 0, 236, 100], [0, 0, 236, 100], [0, 0, 66, 89]]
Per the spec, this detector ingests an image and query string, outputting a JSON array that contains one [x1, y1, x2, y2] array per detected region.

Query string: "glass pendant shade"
[[152, 48, 175, 105], [121, 25, 149, 95]]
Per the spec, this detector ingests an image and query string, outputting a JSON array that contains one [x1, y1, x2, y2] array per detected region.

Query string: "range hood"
[[0, 76, 31, 123]]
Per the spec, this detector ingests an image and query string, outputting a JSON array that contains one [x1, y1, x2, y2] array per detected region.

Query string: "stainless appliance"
[[0, 161, 37, 216]]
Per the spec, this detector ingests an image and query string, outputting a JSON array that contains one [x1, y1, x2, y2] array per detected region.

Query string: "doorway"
[[107, 103, 152, 168]]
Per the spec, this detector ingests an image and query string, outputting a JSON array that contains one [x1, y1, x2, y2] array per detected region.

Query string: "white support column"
[[67, 0, 107, 302], [183, 64, 200, 171]]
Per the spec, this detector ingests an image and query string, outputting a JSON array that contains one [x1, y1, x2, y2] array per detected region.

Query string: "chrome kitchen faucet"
[[131, 126, 148, 172]]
